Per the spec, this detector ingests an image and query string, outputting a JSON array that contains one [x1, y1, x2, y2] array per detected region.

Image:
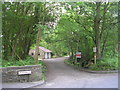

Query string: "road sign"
[[93, 47, 97, 52], [76, 52, 81, 58], [18, 71, 31, 75]]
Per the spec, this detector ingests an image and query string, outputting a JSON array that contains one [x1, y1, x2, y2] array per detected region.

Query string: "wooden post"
[[94, 52, 97, 64], [93, 47, 97, 64]]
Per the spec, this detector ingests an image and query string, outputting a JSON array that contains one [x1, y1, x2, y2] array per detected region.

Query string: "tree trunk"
[[34, 29, 41, 63], [117, 1, 120, 57], [94, 2, 101, 59], [101, 32, 108, 57]]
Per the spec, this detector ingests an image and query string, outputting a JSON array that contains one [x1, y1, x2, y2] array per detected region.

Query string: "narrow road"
[[33, 57, 118, 88]]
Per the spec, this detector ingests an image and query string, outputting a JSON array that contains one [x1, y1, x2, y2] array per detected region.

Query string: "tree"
[[40, 2, 118, 67], [94, 2, 101, 59], [2, 2, 58, 61]]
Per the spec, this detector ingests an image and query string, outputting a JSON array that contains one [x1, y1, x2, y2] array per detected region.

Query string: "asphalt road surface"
[[33, 56, 118, 88]]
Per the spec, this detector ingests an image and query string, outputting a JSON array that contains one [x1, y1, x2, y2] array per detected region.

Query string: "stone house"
[[29, 46, 52, 60]]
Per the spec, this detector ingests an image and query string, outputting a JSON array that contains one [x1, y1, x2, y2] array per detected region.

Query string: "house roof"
[[29, 46, 52, 53], [39, 46, 52, 53]]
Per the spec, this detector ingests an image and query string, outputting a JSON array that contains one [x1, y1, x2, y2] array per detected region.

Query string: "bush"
[[65, 56, 119, 71], [89, 57, 118, 71], [2, 56, 42, 67]]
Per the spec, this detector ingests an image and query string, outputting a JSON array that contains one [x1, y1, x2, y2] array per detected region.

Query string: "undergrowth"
[[2, 56, 41, 67], [65, 56, 118, 71]]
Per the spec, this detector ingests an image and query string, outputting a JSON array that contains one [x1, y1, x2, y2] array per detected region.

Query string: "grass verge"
[[65, 57, 119, 71]]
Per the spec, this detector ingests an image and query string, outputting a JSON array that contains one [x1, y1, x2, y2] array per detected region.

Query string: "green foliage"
[[89, 57, 118, 71], [2, 56, 39, 67], [65, 56, 118, 71], [2, 2, 58, 61], [49, 2, 118, 65], [2, 2, 118, 71]]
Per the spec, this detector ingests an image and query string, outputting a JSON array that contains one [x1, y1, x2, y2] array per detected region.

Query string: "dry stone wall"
[[1, 65, 42, 83]]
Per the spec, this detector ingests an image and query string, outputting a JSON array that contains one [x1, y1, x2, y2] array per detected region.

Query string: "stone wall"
[[1, 65, 42, 83]]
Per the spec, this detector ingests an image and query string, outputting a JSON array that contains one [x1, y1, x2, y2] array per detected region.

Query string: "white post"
[[93, 47, 97, 64]]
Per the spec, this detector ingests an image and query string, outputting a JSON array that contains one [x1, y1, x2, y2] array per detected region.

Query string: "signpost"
[[93, 47, 97, 64], [93, 47, 97, 52], [76, 52, 81, 58], [76, 52, 81, 63]]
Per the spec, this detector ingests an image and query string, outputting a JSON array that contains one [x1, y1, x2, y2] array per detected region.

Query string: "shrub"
[[65, 56, 119, 71], [89, 57, 118, 71], [2, 56, 42, 67]]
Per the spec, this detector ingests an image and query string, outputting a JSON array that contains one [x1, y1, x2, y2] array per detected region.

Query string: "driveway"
[[33, 56, 118, 88]]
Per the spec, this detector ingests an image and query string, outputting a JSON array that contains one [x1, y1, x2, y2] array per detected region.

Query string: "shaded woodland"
[[2, 2, 118, 68]]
